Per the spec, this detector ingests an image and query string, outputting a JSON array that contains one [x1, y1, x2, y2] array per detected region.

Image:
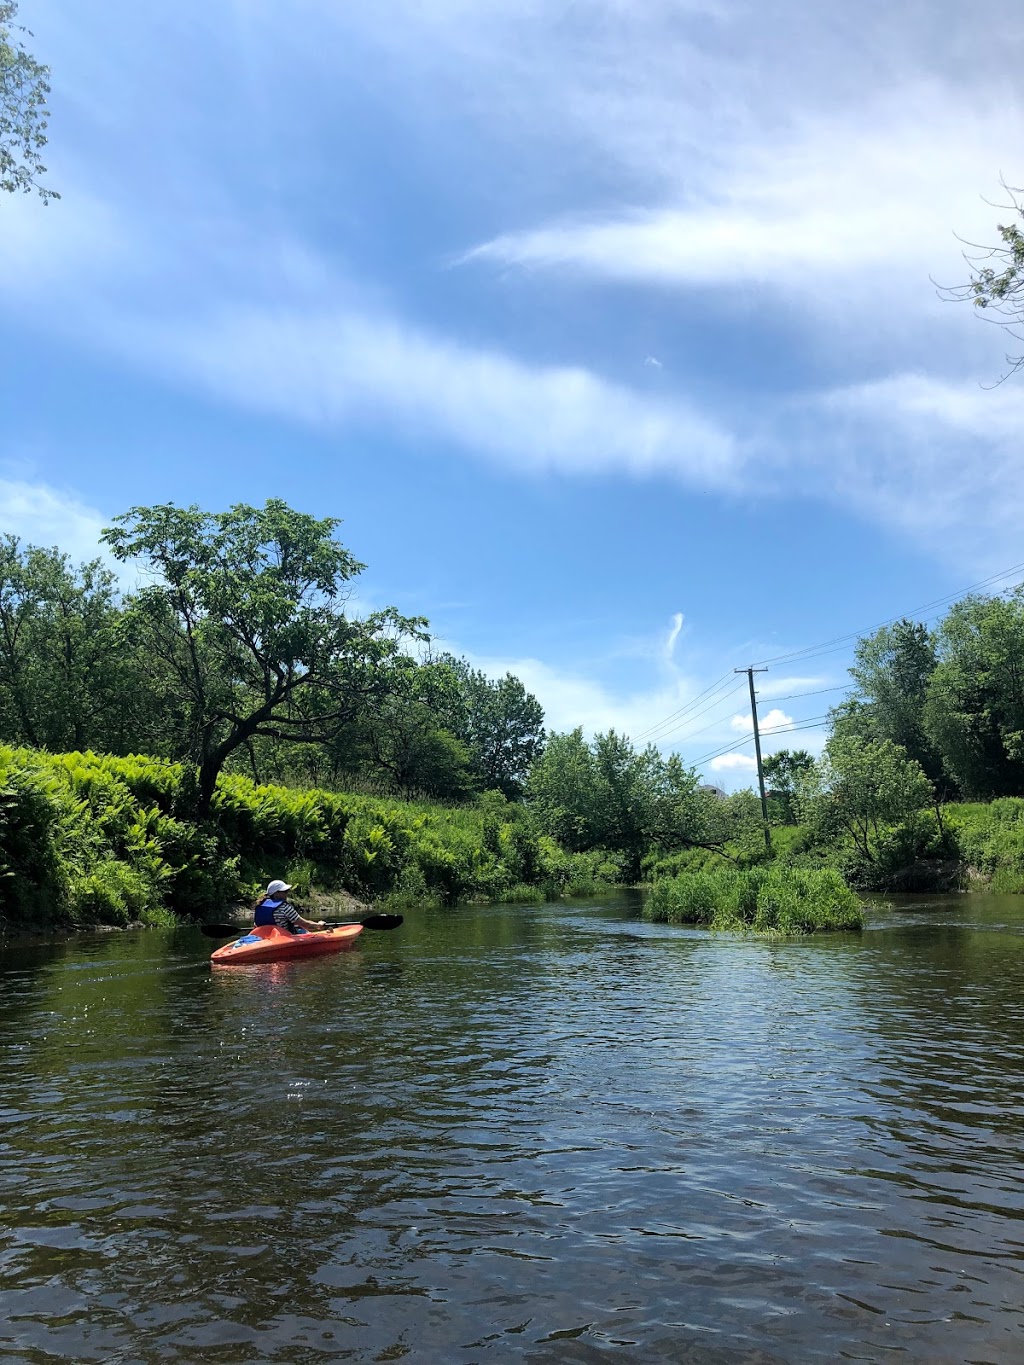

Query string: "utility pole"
[[736, 666, 772, 854]]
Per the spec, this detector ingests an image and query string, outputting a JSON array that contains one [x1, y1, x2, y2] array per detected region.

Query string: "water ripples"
[[1, 894, 1024, 1361]]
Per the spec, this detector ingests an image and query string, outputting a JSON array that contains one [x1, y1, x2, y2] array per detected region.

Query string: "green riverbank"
[[0, 746, 616, 932], [7, 744, 1024, 939]]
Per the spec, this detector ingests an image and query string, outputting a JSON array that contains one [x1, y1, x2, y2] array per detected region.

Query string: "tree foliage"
[[422, 653, 545, 798], [842, 618, 946, 788], [939, 181, 1024, 380], [923, 592, 1024, 799], [800, 735, 933, 863], [529, 727, 722, 880], [762, 748, 815, 824], [0, 506, 547, 814], [0, 537, 137, 750], [101, 500, 427, 815], [0, 1, 57, 201]]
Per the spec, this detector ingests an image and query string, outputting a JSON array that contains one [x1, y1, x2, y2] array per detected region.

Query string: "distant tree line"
[[10, 498, 1021, 892], [0, 499, 741, 874], [0, 501, 544, 812]]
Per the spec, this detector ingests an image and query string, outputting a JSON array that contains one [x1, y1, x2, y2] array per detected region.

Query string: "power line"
[[652, 684, 842, 755], [651, 686, 750, 746], [692, 719, 829, 772], [639, 556, 1024, 752], [691, 713, 833, 768], [644, 683, 748, 746], [758, 683, 848, 704], [751, 559, 1024, 670], [694, 716, 831, 768], [633, 668, 737, 742]]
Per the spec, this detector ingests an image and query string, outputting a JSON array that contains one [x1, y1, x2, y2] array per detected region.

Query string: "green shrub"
[[645, 864, 863, 935], [646, 870, 721, 924], [70, 858, 156, 925], [0, 764, 74, 925], [502, 882, 546, 905], [945, 799, 1024, 891]]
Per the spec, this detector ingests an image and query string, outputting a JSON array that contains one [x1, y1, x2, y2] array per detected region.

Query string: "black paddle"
[[200, 913, 403, 939]]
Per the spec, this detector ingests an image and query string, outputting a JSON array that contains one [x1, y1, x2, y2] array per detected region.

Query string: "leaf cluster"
[[0, 1, 57, 200]]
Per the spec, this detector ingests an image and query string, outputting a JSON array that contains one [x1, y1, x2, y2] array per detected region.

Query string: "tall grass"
[[645, 864, 864, 935]]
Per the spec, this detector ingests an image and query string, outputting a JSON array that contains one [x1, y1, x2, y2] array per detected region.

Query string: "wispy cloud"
[[5, 0, 1024, 576], [0, 479, 108, 563], [664, 612, 684, 660], [466, 86, 1022, 318], [142, 306, 737, 484]]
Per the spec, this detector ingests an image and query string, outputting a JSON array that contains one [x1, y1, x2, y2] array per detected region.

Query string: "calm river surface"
[[2, 892, 1024, 1363]]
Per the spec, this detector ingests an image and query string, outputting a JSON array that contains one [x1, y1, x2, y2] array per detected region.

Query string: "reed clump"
[[644, 864, 863, 935]]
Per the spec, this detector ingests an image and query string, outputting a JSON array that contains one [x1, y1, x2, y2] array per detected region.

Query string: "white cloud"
[[710, 752, 757, 773], [142, 307, 737, 485], [664, 612, 684, 659], [4, 0, 1024, 576], [466, 651, 700, 741], [0, 479, 107, 563], [467, 87, 1022, 315], [730, 707, 793, 733]]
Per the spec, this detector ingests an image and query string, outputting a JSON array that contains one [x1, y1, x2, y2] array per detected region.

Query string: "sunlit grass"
[[644, 865, 864, 935]]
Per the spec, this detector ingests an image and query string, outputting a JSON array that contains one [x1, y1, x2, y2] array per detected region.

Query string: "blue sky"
[[2, 0, 1024, 785]]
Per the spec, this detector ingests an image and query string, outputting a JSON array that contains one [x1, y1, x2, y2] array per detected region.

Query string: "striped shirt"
[[271, 899, 300, 929]]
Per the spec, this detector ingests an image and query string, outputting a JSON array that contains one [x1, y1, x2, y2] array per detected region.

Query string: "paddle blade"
[[350, 913, 403, 931], [199, 913, 403, 937]]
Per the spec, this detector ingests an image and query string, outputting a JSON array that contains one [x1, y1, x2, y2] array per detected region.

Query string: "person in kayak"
[[252, 880, 327, 935]]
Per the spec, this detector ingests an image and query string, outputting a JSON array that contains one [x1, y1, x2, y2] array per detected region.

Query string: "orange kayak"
[[210, 923, 364, 966]]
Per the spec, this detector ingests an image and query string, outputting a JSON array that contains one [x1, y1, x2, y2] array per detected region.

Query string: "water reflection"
[[1, 894, 1023, 1361]]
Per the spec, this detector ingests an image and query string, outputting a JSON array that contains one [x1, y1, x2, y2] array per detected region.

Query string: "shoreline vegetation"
[[0, 747, 619, 934], [3, 741, 1023, 942], [5, 499, 1024, 941]]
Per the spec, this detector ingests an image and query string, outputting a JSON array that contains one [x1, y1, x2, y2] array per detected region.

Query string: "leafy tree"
[[357, 665, 476, 800], [1, 1, 57, 201], [527, 727, 601, 852], [529, 727, 723, 880], [799, 735, 933, 864], [102, 500, 426, 816], [762, 748, 815, 824], [844, 619, 948, 789], [923, 592, 1024, 798], [423, 653, 545, 799], [0, 537, 135, 750], [943, 182, 1024, 379]]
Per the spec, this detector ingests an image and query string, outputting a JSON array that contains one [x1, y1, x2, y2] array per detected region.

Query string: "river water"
[[1, 892, 1023, 1363]]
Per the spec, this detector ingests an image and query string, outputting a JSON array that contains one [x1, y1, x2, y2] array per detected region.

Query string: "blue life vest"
[[254, 897, 287, 928]]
